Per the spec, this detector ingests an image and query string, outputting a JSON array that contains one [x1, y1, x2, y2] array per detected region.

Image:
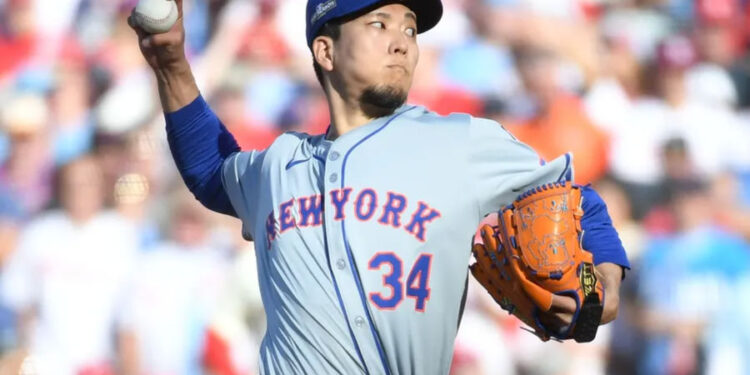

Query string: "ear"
[[312, 36, 335, 73]]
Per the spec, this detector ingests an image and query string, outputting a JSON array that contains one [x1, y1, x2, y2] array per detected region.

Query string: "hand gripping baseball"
[[471, 182, 605, 342], [128, 0, 198, 112], [128, 0, 186, 72]]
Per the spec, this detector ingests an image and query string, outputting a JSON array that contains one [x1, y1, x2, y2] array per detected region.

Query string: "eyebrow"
[[372, 11, 418, 22]]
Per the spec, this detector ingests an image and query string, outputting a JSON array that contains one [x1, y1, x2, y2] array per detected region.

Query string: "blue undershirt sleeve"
[[579, 185, 631, 270], [164, 95, 240, 217]]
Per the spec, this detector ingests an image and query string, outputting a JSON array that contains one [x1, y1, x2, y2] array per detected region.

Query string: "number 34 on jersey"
[[368, 252, 432, 312]]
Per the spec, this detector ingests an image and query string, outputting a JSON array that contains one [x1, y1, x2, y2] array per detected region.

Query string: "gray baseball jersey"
[[221, 105, 573, 375]]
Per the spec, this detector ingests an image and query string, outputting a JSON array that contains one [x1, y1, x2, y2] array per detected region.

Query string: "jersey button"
[[329, 151, 340, 161], [329, 173, 338, 183], [354, 316, 365, 328], [336, 258, 346, 270]]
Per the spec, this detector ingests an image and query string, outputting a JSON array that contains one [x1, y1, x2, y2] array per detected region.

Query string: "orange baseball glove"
[[470, 182, 604, 342]]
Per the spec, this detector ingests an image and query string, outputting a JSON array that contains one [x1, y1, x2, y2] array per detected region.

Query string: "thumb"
[[550, 294, 577, 314]]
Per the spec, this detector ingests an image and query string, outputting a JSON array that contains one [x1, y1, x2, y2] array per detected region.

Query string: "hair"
[[312, 21, 342, 89]]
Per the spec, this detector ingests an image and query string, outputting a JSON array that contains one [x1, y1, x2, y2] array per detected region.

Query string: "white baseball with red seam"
[[133, 0, 178, 34]]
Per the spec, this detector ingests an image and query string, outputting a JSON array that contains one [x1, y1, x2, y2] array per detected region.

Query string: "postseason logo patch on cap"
[[311, 0, 337, 24]]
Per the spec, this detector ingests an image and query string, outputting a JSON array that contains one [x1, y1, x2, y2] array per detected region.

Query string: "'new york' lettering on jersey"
[[221, 105, 573, 375], [264, 189, 441, 247]]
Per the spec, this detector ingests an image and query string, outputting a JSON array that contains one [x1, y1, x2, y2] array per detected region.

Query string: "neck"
[[325, 83, 404, 140], [325, 87, 375, 140]]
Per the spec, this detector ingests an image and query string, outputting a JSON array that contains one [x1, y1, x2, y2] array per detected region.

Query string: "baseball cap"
[[306, 0, 443, 47]]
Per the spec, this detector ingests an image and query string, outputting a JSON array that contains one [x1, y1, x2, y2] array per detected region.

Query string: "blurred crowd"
[[1, 0, 750, 374]]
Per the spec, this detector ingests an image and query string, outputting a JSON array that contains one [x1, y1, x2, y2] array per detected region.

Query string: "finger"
[[174, 0, 184, 18], [148, 32, 175, 47], [140, 35, 155, 49]]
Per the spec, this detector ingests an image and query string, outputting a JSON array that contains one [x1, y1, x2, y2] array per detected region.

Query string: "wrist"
[[154, 62, 200, 113], [153, 59, 191, 82]]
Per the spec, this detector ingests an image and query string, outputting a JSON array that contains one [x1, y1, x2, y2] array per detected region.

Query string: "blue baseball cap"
[[306, 0, 443, 48]]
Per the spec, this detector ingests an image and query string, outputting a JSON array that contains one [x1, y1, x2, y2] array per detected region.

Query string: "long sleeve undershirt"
[[165, 95, 239, 217]]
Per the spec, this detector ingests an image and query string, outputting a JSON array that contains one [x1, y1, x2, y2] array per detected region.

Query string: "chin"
[[359, 84, 408, 118], [387, 74, 412, 89]]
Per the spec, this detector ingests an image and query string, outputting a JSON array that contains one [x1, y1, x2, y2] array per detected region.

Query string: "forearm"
[[596, 262, 622, 324], [155, 61, 200, 113]]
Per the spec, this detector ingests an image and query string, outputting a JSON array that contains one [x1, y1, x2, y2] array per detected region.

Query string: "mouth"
[[387, 65, 408, 74]]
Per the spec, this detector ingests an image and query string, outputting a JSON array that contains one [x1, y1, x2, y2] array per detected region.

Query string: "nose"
[[388, 30, 408, 56]]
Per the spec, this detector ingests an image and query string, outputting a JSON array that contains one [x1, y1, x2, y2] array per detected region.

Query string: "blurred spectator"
[[710, 171, 750, 241], [449, 342, 486, 375], [410, 47, 484, 117], [0, 202, 20, 360], [596, 177, 647, 375], [453, 278, 515, 375], [113, 171, 161, 251], [97, 126, 164, 251], [0, 155, 137, 374], [585, 33, 643, 134], [687, 22, 738, 109], [605, 35, 748, 218], [49, 58, 95, 166], [504, 45, 610, 185], [204, 222, 264, 375], [0, 0, 38, 77], [438, 22, 521, 99], [642, 137, 698, 235], [118, 189, 230, 375], [210, 86, 279, 151], [0, 93, 54, 220], [652, 36, 749, 177], [598, 0, 675, 62], [637, 178, 750, 375], [596, 176, 648, 262]]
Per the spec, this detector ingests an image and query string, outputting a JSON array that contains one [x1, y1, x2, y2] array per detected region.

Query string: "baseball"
[[132, 0, 178, 34]]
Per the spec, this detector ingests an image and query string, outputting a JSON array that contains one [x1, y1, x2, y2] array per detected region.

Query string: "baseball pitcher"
[[129, 0, 630, 374]]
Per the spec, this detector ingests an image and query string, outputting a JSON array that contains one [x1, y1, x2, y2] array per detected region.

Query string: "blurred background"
[[1, 0, 750, 374]]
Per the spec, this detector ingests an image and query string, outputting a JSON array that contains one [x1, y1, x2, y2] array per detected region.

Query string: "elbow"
[[185, 167, 237, 217]]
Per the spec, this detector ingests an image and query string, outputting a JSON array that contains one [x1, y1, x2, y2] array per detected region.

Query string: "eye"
[[370, 21, 385, 29], [405, 27, 416, 37]]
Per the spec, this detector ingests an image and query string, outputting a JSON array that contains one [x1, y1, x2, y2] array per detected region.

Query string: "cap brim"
[[337, 0, 443, 35], [307, 0, 443, 47]]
